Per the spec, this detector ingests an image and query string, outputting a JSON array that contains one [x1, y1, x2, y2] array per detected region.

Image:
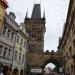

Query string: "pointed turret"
[[31, 4, 41, 18], [43, 9, 45, 19], [25, 9, 28, 18]]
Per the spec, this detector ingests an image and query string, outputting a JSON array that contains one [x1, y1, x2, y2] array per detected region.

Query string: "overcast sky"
[[7, 0, 70, 52]]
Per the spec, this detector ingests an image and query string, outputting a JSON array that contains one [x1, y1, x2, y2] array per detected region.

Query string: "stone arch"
[[20, 69, 24, 75], [13, 68, 19, 75], [42, 58, 62, 73]]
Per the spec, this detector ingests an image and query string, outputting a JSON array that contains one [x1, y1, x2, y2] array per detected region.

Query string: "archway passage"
[[42, 59, 62, 75], [42, 59, 61, 72], [45, 63, 56, 70], [13, 68, 19, 75], [27, 52, 63, 75], [44, 63, 58, 75], [20, 69, 24, 75]]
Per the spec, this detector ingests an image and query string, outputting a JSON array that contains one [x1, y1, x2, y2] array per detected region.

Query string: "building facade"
[[0, 0, 8, 31], [58, 0, 75, 75], [12, 23, 28, 75], [0, 12, 18, 69]]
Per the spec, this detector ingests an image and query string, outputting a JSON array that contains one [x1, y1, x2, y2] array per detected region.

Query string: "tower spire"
[[43, 8, 45, 19], [25, 8, 28, 18], [31, 4, 41, 18]]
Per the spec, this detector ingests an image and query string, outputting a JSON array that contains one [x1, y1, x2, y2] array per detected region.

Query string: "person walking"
[[0, 68, 4, 75], [2, 66, 11, 75]]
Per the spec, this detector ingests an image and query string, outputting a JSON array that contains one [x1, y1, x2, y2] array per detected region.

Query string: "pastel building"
[[12, 23, 28, 75]]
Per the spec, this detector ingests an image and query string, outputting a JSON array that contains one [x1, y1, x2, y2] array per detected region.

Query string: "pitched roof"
[[31, 4, 41, 18]]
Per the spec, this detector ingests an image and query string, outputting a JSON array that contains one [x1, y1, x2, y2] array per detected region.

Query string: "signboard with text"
[[31, 69, 42, 73]]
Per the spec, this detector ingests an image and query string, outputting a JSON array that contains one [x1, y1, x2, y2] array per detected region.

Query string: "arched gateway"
[[27, 51, 63, 75], [24, 3, 63, 75]]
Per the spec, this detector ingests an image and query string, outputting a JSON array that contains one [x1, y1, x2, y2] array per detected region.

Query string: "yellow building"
[[0, 0, 8, 31], [13, 23, 28, 75]]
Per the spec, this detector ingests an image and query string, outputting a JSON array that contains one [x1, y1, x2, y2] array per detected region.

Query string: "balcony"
[[0, 35, 14, 47]]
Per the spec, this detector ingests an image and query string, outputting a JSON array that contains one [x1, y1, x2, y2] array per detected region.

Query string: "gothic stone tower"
[[25, 4, 46, 53]]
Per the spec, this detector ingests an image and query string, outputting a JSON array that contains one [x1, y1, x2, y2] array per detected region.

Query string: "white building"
[[0, 12, 18, 68]]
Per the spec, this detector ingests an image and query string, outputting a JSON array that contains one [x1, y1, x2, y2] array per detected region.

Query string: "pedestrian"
[[3, 66, 11, 75], [0, 68, 4, 75]]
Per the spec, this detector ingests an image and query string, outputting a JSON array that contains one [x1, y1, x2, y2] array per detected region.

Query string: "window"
[[24, 41, 26, 47], [22, 54, 24, 63], [2, 26, 7, 35], [3, 47, 7, 58], [11, 32, 14, 40], [7, 29, 10, 38], [15, 51, 18, 60], [17, 35, 19, 43], [0, 45, 3, 56], [29, 31, 36, 37], [20, 47, 22, 51], [19, 53, 21, 62], [8, 49, 11, 57], [20, 38, 23, 45]]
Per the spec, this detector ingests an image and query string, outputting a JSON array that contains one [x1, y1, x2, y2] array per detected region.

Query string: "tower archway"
[[42, 59, 62, 74]]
